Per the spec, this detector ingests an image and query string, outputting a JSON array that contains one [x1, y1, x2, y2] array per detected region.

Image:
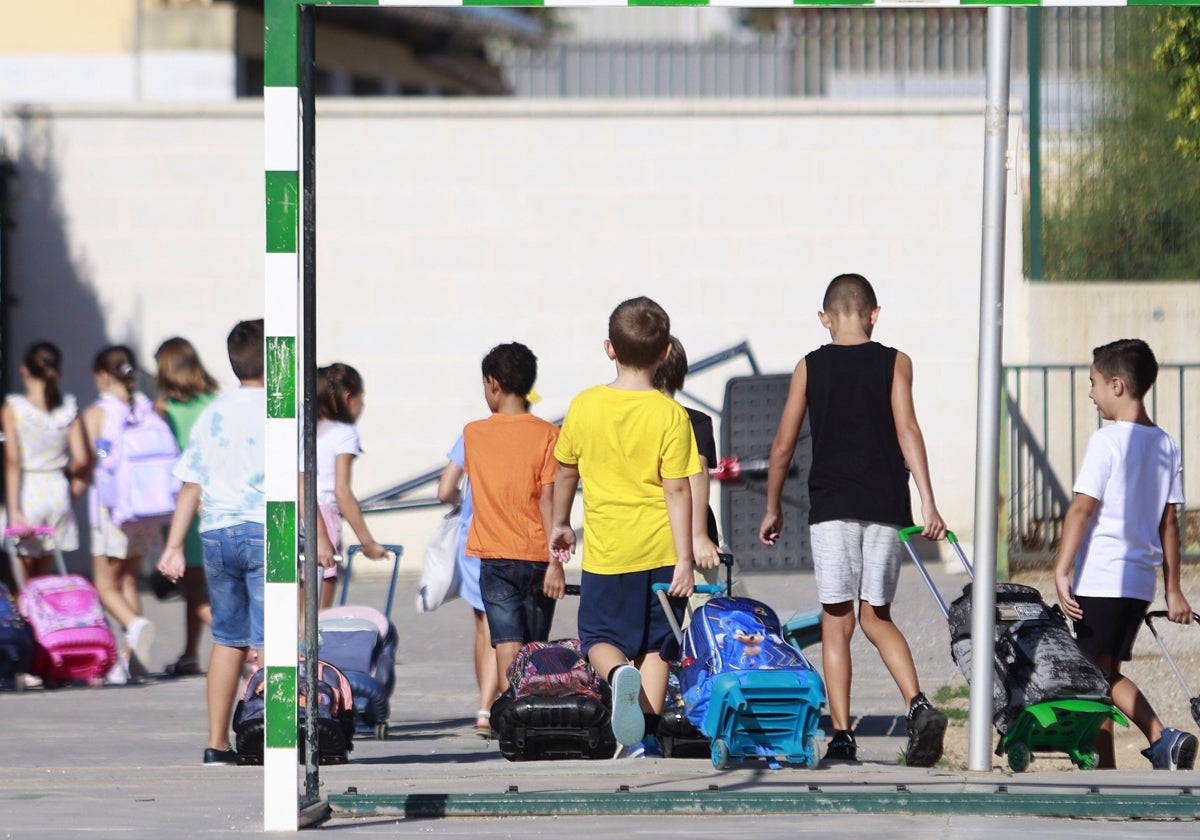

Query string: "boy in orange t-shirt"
[[462, 342, 564, 692]]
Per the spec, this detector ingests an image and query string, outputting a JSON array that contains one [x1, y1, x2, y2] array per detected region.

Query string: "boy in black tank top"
[[758, 273, 949, 767]]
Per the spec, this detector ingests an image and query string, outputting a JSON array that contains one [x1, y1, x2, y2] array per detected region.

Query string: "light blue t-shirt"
[[448, 435, 483, 612], [174, 387, 266, 532]]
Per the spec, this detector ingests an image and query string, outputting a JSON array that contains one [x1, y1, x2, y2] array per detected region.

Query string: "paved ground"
[[2, 552, 1198, 838]]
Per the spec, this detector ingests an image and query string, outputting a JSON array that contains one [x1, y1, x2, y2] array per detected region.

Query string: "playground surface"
[[2, 555, 1199, 837]]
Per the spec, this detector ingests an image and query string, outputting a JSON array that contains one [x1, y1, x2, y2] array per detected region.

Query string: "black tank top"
[[804, 342, 914, 527]]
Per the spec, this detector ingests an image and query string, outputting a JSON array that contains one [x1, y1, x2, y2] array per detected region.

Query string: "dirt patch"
[[932, 565, 1200, 772]]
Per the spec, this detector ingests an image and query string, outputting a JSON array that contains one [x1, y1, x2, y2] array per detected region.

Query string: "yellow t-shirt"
[[554, 385, 700, 575]]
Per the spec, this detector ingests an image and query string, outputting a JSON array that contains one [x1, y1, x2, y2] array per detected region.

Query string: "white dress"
[[6, 393, 79, 554]]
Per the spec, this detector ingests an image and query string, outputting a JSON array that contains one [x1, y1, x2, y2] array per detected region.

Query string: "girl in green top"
[[154, 337, 219, 677]]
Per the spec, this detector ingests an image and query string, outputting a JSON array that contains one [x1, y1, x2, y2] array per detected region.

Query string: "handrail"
[[360, 340, 759, 514]]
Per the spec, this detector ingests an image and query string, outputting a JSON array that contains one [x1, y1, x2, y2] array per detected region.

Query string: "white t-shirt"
[[1071, 421, 1184, 601], [316, 419, 361, 507], [173, 387, 266, 532]]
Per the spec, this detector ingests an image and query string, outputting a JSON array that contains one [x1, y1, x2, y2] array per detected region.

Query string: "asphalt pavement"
[[1, 551, 1197, 838]]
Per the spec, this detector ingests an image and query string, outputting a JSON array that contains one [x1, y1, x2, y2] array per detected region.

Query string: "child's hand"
[[758, 512, 782, 545], [158, 547, 186, 583], [1055, 573, 1082, 621], [543, 560, 566, 600], [361, 541, 387, 560], [920, 503, 947, 540], [1166, 589, 1193, 625], [694, 535, 720, 569], [667, 562, 695, 598], [548, 524, 576, 564], [316, 534, 337, 568]]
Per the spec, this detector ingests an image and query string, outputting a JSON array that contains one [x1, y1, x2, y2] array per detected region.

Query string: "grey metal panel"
[[720, 374, 811, 573]]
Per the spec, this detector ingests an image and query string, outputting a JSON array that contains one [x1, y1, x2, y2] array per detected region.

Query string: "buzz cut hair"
[[608, 296, 671, 370], [822, 273, 878, 317], [1092, 338, 1158, 399]]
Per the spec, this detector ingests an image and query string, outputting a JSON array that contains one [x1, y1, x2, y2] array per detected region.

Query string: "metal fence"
[[1003, 364, 1200, 565]]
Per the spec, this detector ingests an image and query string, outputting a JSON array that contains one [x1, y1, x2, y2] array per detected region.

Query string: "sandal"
[[165, 655, 202, 677], [475, 710, 492, 739]]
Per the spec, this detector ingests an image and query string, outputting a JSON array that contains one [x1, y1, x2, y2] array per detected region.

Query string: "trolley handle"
[[1142, 610, 1200, 700], [651, 582, 725, 647], [1144, 610, 1200, 624], [898, 525, 973, 577], [342, 543, 405, 617], [4, 525, 56, 538]]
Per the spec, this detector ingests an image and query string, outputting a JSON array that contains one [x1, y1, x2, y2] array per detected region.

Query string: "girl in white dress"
[[1, 342, 91, 585]]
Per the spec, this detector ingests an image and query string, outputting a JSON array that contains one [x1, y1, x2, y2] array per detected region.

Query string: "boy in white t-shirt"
[[1055, 338, 1196, 771]]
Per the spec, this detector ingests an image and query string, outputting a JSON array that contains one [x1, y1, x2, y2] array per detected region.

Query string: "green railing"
[[1002, 363, 1200, 564]]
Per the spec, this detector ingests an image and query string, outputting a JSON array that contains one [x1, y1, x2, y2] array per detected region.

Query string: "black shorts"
[[577, 566, 685, 661], [1073, 595, 1150, 663]]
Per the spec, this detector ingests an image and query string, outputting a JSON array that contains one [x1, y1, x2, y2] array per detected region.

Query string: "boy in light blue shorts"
[[159, 319, 272, 766]]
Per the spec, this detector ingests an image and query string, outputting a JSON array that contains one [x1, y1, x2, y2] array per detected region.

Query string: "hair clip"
[[526, 389, 541, 405], [117, 361, 135, 376]]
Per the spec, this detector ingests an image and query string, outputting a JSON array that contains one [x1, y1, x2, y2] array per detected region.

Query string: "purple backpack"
[[507, 638, 603, 702], [92, 393, 180, 527]]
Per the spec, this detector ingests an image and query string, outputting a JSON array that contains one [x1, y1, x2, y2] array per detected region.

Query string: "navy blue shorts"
[[480, 559, 556, 646], [1074, 595, 1149, 663], [578, 566, 685, 661]]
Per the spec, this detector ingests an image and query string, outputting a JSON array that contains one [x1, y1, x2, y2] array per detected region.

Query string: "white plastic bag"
[[416, 507, 462, 613]]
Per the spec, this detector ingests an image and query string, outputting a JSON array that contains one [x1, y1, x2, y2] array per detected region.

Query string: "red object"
[[710, 456, 742, 482]]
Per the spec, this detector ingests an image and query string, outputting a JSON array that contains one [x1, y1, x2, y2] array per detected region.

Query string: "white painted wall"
[[3, 98, 1029, 567]]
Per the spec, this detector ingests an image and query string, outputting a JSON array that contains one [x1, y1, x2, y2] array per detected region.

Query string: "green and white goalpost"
[[261, 0, 1199, 831]]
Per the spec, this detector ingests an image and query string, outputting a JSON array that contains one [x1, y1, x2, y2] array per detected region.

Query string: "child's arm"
[[891, 351, 946, 540], [158, 482, 202, 582], [548, 461, 579, 563], [1053, 492, 1098, 621], [333, 453, 385, 559], [539, 482, 566, 598], [1160, 503, 1192, 624], [298, 471, 337, 568], [663, 476, 696, 597], [689, 467, 720, 569], [760, 358, 807, 545], [436, 461, 463, 507], [66, 415, 93, 497], [1, 403, 26, 527]]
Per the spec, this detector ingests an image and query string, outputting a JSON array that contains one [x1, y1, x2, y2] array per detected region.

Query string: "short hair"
[[316, 362, 364, 423], [155, 337, 219, 402], [822, 273, 878, 317], [24, 341, 64, 411], [93, 345, 139, 394], [652, 335, 688, 395], [1092, 338, 1158, 399], [608, 296, 670, 370], [227, 319, 264, 381], [481, 342, 537, 398]]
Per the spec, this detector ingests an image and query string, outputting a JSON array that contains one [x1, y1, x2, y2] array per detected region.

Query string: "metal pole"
[[969, 5, 1012, 773], [300, 3, 320, 804], [1027, 9, 1042, 281]]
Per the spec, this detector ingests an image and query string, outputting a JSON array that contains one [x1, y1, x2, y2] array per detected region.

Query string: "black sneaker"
[[905, 693, 947, 768], [823, 730, 858, 762], [203, 747, 240, 766]]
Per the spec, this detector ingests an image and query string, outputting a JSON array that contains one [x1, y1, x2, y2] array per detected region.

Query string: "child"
[[757, 273, 948, 767], [154, 337, 220, 677], [85, 345, 166, 682], [1053, 338, 1197, 771], [460, 343, 564, 695], [652, 335, 722, 579], [158, 319, 275, 765], [302, 363, 387, 611], [549, 297, 698, 756], [2, 342, 91, 586], [437, 438, 499, 737]]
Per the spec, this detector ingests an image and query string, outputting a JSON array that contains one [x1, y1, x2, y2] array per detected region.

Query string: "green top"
[[165, 392, 217, 450]]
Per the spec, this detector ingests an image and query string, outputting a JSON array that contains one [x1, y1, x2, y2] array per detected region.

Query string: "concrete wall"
[[2, 98, 1026, 567]]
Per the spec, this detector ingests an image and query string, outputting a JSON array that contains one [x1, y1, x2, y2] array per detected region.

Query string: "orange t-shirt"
[[463, 413, 560, 562]]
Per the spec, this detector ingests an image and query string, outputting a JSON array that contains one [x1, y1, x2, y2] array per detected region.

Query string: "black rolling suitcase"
[[489, 585, 618, 761]]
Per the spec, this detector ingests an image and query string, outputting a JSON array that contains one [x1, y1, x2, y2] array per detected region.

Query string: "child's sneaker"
[[1142, 728, 1199, 770], [609, 664, 645, 747], [626, 734, 662, 759], [823, 730, 858, 762], [904, 692, 947, 768], [124, 616, 155, 673]]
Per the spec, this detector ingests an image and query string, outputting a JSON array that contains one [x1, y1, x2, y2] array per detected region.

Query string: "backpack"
[[0, 582, 34, 684], [93, 393, 181, 527], [233, 659, 357, 765], [18, 574, 117, 684], [506, 638, 603, 703]]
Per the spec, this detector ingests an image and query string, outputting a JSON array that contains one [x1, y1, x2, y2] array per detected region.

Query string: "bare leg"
[[120, 555, 143, 618], [1094, 655, 1162, 769], [93, 555, 138, 629], [473, 609, 498, 718], [632, 651, 669, 715], [494, 641, 522, 695], [587, 642, 629, 688], [858, 602, 921, 706], [822, 601, 856, 732], [181, 566, 210, 661], [207, 643, 250, 750], [318, 575, 338, 611]]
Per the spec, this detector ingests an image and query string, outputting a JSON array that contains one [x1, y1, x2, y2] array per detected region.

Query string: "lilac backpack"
[[92, 393, 181, 527]]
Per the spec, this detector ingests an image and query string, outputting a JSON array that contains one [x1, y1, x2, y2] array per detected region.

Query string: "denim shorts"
[[201, 522, 266, 649], [479, 559, 556, 646]]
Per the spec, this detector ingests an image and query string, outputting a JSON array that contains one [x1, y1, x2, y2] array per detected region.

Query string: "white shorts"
[[810, 519, 903, 607], [90, 506, 165, 561]]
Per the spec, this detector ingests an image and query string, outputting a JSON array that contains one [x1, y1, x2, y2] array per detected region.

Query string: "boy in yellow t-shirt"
[[549, 296, 698, 756]]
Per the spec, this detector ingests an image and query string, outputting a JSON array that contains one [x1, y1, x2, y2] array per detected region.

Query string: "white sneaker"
[[105, 657, 130, 686], [125, 617, 155, 672]]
